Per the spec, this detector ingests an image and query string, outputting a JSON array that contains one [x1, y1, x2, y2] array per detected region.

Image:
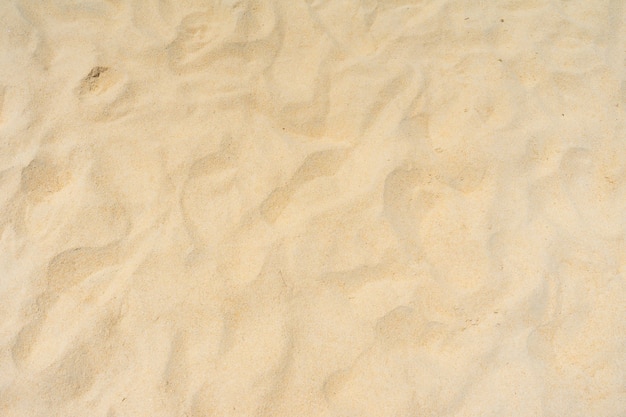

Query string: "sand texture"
[[1, 1, 625, 416]]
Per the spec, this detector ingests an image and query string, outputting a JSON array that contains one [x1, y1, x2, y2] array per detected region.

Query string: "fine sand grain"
[[1, 1, 625, 416]]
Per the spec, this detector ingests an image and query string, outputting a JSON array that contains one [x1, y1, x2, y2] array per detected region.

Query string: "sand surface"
[[1, 1, 625, 416]]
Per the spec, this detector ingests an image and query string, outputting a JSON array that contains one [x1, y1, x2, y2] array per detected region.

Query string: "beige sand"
[[1, 1, 625, 416]]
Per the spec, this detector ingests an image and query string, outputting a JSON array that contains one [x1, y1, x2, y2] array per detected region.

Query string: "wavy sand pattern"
[[1, 1, 625, 416]]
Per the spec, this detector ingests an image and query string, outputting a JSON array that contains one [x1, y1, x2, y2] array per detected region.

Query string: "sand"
[[1, 0, 625, 416]]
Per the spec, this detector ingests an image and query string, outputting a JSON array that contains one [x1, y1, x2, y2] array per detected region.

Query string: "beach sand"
[[1, 1, 625, 416]]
